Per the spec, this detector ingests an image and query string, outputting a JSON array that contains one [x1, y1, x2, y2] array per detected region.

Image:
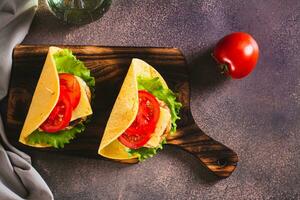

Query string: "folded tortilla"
[[98, 58, 168, 161], [19, 46, 92, 147]]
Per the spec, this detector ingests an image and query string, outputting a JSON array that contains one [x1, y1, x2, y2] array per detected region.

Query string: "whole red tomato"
[[213, 32, 259, 79]]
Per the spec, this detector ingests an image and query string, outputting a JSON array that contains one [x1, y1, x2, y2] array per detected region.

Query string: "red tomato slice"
[[40, 86, 72, 133], [118, 90, 160, 149], [59, 73, 81, 109]]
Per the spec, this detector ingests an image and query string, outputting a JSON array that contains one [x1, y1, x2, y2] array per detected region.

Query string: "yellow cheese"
[[70, 76, 93, 121], [19, 47, 61, 144], [144, 107, 171, 148]]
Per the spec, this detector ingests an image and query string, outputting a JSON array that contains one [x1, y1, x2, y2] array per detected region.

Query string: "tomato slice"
[[40, 86, 72, 133], [118, 90, 160, 149], [59, 73, 81, 109]]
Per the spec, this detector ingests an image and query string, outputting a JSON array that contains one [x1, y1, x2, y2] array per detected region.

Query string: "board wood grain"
[[5, 45, 238, 178]]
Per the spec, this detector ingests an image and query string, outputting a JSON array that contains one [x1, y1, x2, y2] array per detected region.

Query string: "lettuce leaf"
[[137, 76, 182, 133], [54, 49, 95, 89], [127, 139, 166, 161], [27, 49, 94, 148], [126, 76, 182, 161], [27, 123, 85, 148]]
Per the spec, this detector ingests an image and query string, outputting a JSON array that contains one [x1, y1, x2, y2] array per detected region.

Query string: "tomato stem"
[[211, 53, 229, 75], [219, 63, 229, 74]]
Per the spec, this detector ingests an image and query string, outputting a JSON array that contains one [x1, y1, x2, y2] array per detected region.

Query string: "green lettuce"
[[27, 49, 95, 148], [54, 49, 95, 89], [127, 139, 167, 161], [28, 123, 85, 148], [127, 76, 182, 161]]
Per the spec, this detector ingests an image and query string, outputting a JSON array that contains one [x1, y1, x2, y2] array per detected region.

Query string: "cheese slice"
[[70, 76, 93, 121], [144, 107, 171, 148], [19, 47, 60, 143]]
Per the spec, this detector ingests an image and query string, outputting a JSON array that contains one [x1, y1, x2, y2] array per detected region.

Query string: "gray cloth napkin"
[[0, 0, 53, 199]]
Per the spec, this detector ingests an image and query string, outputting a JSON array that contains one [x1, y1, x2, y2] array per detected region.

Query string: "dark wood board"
[[5, 45, 238, 178]]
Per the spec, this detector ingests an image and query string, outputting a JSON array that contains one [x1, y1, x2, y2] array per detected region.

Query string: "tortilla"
[[98, 58, 168, 161], [19, 47, 61, 147], [19, 46, 92, 147]]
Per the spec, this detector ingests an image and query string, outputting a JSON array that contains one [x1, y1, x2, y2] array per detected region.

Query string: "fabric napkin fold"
[[0, 0, 53, 199]]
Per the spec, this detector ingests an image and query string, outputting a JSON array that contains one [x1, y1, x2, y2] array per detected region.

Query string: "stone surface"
[[21, 0, 300, 199]]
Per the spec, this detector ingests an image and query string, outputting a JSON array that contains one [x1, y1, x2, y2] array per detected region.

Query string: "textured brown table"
[[10, 0, 300, 199]]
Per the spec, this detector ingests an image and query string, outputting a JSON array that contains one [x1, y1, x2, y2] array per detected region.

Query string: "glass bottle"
[[47, 0, 112, 25]]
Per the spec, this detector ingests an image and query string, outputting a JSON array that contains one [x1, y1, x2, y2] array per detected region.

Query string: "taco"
[[98, 58, 182, 161], [19, 46, 94, 148]]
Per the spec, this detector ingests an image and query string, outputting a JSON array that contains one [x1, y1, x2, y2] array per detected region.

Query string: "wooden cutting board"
[[5, 45, 238, 178]]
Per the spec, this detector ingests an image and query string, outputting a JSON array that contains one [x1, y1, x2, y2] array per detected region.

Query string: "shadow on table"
[[163, 145, 221, 184], [29, 145, 222, 185], [188, 47, 228, 94], [177, 47, 231, 184]]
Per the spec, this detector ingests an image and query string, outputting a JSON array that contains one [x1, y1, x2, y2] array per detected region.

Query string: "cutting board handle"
[[167, 123, 238, 178]]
